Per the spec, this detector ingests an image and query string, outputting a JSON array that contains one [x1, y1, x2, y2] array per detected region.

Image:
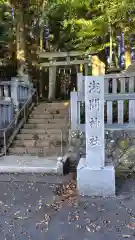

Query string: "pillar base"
[[77, 158, 115, 197]]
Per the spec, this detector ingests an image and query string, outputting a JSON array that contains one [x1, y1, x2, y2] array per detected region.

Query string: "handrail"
[[59, 127, 69, 159], [0, 89, 36, 132], [60, 129, 63, 158], [0, 88, 38, 156], [0, 95, 69, 159], [54, 107, 69, 159], [60, 107, 70, 157]]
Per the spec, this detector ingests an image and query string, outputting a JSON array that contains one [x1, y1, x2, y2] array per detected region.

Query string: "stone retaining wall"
[[67, 129, 135, 171]]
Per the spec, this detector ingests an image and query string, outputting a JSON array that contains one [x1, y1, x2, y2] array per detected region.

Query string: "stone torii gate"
[[38, 51, 89, 100]]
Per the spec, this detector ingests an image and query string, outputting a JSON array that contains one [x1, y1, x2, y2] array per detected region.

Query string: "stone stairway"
[[8, 102, 69, 158]]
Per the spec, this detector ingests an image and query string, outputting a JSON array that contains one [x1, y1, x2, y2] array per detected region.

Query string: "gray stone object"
[[77, 76, 115, 197]]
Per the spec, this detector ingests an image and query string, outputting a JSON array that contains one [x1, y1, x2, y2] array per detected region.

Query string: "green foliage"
[[1, 0, 135, 64], [46, 0, 90, 51], [75, 0, 135, 53], [0, 3, 13, 44]]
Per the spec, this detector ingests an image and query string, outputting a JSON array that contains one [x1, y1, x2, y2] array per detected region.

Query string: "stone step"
[[30, 113, 67, 119], [0, 155, 63, 174], [34, 102, 68, 109], [23, 123, 66, 129], [16, 133, 68, 141], [29, 118, 68, 124], [13, 139, 49, 147], [33, 104, 68, 111], [14, 139, 67, 148], [32, 109, 68, 116], [36, 102, 69, 110], [20, 128, 68, 135], [8, 146, 66, 157], [34, 104, 68, 109]]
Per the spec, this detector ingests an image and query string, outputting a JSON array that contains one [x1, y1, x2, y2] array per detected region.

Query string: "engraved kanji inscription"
[[89, 117, 101, 128], [88, 136, 100, 147], [89, 80, 100, 94], [89, 98, 100, 111]]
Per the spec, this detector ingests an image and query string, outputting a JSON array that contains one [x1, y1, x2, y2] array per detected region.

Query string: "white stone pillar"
[[0, 86, 2, 99], [85, 76, 105, 168], [22, 74, 30, 85], [84, 57, 88, 75], [70, 91, 78, 130], [4, 84, 10, 101], [77, 73, 84, 95], [48, 65, 56, 100], [11, 77, 19, 113], [77, 76, 115, 197]]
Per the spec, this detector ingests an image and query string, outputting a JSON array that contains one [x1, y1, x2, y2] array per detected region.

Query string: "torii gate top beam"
[[38, 51, 89, 67], [39, 51, 88, 58]]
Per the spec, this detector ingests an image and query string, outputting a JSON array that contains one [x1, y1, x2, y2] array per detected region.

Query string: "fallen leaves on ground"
[[35, 181, 77, 232], [53, 180, 77, 204], [86, 223, 101, 232]]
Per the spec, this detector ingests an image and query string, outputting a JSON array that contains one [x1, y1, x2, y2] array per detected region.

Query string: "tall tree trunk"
[[16, 9, 27, 76]]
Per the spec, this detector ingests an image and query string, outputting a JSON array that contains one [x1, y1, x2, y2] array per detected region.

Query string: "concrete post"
[[48, 65, 56, 100], [70, 91, 78, 130], [0, 86, 3, 99], [4, 84, 10, 101], [84, 58, 88, 76], [77, 73, 84, 95], [11, 77, 19, 113]]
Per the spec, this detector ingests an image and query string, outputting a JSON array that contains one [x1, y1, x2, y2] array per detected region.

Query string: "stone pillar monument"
[[77, 76, 115, 197]]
